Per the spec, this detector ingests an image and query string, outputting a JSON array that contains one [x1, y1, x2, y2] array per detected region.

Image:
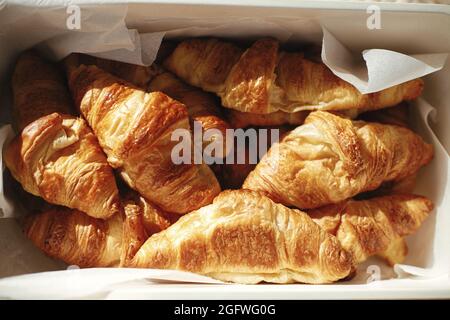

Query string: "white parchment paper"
[[0, 1, 449, 299], [322, 28, 448, 94]]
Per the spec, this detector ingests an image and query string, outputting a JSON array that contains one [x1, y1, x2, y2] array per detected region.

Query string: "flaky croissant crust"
[[165, 38, 424, 114], [148, 71, 231, 158], [128, 189, 353, 284], [24, 193, 176, 268], [4, 113, 121, 219], [309, 194, 433, 265], [66, 65, 221, 214], [243, 111, 433, 209], [24, 207, 124, 268]]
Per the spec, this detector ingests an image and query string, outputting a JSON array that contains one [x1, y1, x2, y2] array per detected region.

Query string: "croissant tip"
[[422, 197, 434, 213], [405, 78, 425, 100]]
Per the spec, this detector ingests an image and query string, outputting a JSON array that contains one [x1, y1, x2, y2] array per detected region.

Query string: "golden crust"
[[12, 50, 73, 132], [128, 189, 354, 284], [4, 113, 121, 219], [24, 207, 123, 268], [309, 194, 433, 264], [120, 194, 177, 265], [164, 38, 243, 93], [66, 64, 221, 214], [9, 47, 434, 283], [149, 71, 231, 158], [356, 103, 417, 198], [276, 52, 424, 113], [124, 191, 177, 235], [24, 195, 175, 268], [378, 238, 408, 267], [165, 38, 424, 114], [222, 38, 279, 114], [243, 111, 433, 209]]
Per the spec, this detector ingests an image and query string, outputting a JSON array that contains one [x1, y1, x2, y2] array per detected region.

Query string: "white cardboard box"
[[0, 0, 449, 299]]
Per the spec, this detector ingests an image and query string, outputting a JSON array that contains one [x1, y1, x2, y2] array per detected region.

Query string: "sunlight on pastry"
[[3, 39, 435, 285]]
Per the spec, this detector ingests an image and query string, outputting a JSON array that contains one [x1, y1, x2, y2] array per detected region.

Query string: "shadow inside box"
[[404, 99, 448, 270]]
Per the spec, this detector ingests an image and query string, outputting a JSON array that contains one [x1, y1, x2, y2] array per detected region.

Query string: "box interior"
[[0, 2, 449, 298]]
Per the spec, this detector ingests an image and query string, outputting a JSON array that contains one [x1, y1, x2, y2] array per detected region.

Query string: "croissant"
[[66, 54, 232, 158], [24, 207, 124, 267], [356, 103, 417, 199], [4, 112, 121, 220], [128, 189, 354, 284], [65, 64, 221, 214], [164, 38, 424, 114], [243, 111, 433, 209], [12, 51, 73, 132], [148, 71, 231, 158], [123, 191, 178, 236], [24, 195, 174, 268], [309, 194, 433, 265]]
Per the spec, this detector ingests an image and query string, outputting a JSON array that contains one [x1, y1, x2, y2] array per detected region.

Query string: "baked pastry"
[[149, 71, 231, 158], [123, 191, 178, 236], [164, 38, 424, 114], [119, 196, 172, 266], [243, 111, 433, 209], [65, 64, 221, 214], [356, 103, 417, 198], [24, 207, 124, 267], [12, 50, 73, 132], [24, 195, 174, 268], [309, 194, 433, 265], [128, 189, 354, 284], [7, 51, 121, 219], [4, 113, 121, 220], [66, 54, 232, 158]]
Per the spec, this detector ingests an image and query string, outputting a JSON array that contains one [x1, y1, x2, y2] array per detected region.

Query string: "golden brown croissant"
[[4, 113, 121, 219], [24, 195, 174, 268], [65, 64, 221, 214], [164, 38, 424, 114], [148, 71, 231, 158], [64, 53, 157, 90], [243, 111, 433, 209], [356, 103, 416, 199], [309, 194, 433, 265], [12, 51, 73, 132], [65, 54, 232, 158], [24, 207, 124, 267], [128, 189, 354, 284], [123, 191, 178, 236]]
